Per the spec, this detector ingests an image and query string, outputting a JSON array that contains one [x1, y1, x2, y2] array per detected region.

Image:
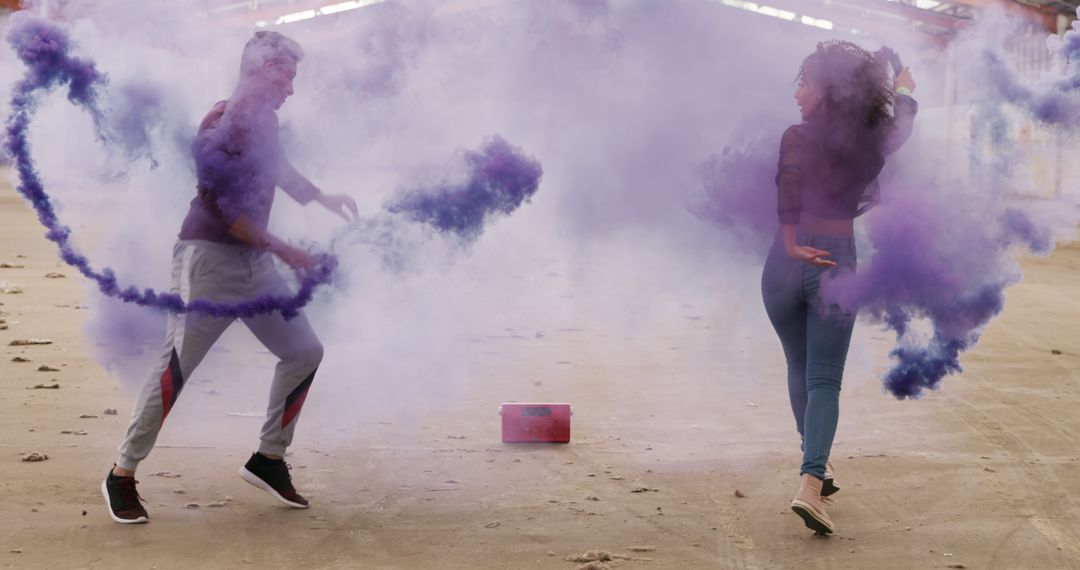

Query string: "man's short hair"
[[239, 31, 304, 77]]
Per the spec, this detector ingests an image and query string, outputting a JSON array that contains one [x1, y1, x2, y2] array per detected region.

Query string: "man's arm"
[[277, 157, 321, 204], [227, 215, 313, 271], [277, 157, 359, 222]]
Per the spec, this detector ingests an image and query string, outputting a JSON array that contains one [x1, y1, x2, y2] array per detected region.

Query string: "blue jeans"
[[761, 231, 857, 480]]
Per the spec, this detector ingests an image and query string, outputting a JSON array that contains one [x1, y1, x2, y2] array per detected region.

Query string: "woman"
[[761, 40, 917, 535]]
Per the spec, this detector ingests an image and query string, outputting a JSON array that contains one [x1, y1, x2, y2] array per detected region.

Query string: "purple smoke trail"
[[386, 136, 543, 242], [3, 14, 335, 320]]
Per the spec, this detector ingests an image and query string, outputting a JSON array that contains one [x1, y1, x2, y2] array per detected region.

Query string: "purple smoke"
[[108, 82, 165, 165], [386, 136, 543, 242], [692, 121, 786, 248], [3, 14, 335, 320], [822, 183, 1048, 399], [834, 14, 1073, 398], [984, 8, 1080, 126]]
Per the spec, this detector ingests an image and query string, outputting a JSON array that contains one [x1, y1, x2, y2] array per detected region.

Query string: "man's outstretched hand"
[[316, 193, 359, 222]]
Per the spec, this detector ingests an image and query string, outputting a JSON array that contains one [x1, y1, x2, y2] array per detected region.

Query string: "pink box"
[[500, 403, 571, 443]]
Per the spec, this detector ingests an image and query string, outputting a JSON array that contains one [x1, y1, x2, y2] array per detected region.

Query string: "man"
[[102, 31, 358, 524]]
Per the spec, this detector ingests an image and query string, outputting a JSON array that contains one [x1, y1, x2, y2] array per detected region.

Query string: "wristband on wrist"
[[896, 86, 913, 98]]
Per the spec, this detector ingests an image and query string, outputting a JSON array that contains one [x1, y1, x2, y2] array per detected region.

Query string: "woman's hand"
[[786, 245, 837, 268], [316, 193, 359, 222], [895, 67, 916, 94]]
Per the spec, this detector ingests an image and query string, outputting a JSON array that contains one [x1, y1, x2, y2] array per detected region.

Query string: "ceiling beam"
[[947, 0, 1058, 29]]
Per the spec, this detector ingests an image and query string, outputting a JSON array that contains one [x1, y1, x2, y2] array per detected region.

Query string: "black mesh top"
[[776, 95, 918, 225]]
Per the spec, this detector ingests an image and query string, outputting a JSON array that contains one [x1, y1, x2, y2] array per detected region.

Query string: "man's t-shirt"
[[178, 100, 316, 244]]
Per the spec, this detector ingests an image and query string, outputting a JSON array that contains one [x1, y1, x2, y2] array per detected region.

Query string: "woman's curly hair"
[[798, 40, 894, 151]]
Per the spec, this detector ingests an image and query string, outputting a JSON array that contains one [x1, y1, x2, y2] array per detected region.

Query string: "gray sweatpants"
[[116, 240, 323, 471]]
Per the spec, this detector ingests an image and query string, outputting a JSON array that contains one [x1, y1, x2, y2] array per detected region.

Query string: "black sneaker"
[[239, 452, 309, 508], [101, 468, 149, 524]]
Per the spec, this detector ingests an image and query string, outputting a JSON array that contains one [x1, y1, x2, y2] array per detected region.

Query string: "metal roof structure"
[[189, 0, 1078, 36]]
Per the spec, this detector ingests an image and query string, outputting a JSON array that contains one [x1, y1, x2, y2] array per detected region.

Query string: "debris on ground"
[[79, 414, 98, 419], [44, 272, 65, 279], [627, 546, 656, 552], [21, 452, 48, 462], [10, 338, 53, 346], [484, 521, 500, 528], [630, 487, 659, 493], [103, 408, 118, 415], [60, 429, 87, 435], [11, 356, 31, 362], [29, 383, 60, 390], [567, 550, 629, 563], [37, 365, 60, 372], [734, 489, 747, 498], [149, 471, 181, 478]]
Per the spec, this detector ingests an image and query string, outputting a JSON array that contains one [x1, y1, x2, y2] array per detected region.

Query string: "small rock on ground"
[[9, 338, 52, 346]]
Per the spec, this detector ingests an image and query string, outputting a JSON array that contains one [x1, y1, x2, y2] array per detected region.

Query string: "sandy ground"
[[1, 177, 1079, 570]]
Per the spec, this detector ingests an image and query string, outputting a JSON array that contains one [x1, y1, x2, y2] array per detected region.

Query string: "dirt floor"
[[1, 178, 1079, 570]]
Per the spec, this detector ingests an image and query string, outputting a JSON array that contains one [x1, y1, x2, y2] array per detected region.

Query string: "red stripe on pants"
[[281, 389, 309, 429], [160, 367, 175, 423]]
